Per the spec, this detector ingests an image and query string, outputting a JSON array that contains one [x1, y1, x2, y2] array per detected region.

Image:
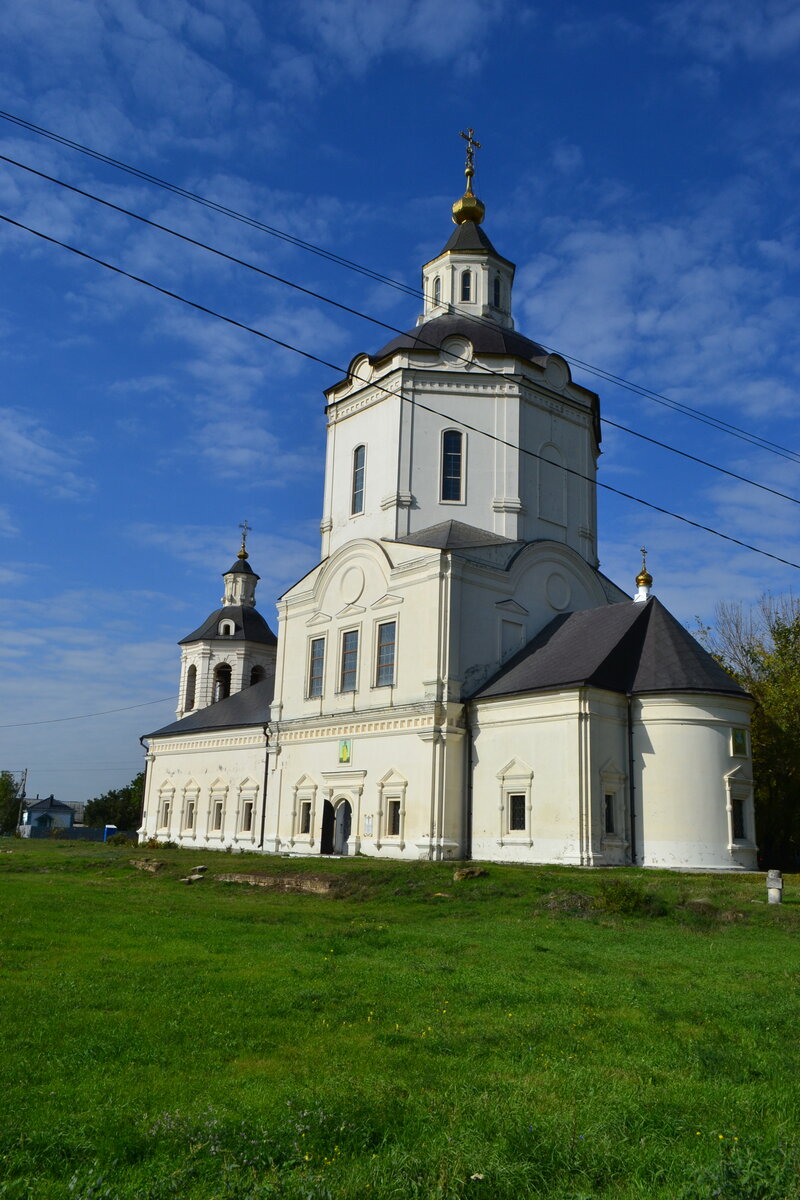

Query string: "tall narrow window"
[[493, 276, 501, 308], [509, 794, 526, 831], [433, 276, 441, 304], [732, 796, 746, 840], [375, 621, 396, 687], [340, 630, 359, 692], [387, 798, 401, 836], [461, 270, 472, 302], [185, 664, 197, 711], [159, 799, 171, 829], [308, 637, 325, 697], [299, 801, 312, 835], [241, 801, 254, 833], [184, 800, 195, 830], [211, 799, 224, 832], [441, 430, 463, 502], [604, 793, 616, 835], [351, 444, 366, 515], [212, 663, 232, 702]]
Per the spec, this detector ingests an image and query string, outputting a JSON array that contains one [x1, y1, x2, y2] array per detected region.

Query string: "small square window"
[[731, 728, 748, 757], [299, 801, 311, 835], [509, 793, 526, 832]]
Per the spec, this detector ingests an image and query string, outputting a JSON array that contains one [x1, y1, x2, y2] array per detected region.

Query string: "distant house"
[[19, 796, 75, 834]]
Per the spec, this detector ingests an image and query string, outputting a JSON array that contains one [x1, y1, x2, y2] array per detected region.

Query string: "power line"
[[2, 106, 798, 466], [1, 206, 798, 572], [0, 695, 176, 729], [2, 150, 798, 511]]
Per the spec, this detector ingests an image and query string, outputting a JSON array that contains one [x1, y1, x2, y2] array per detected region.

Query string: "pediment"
[[496, 756, 534, 781], [336, 603, 366, 618], [305, 611, 332, 627], [371, 593, 404, 610], [496, 599, 529, 616], [379, 767, 408, 786], [293, 773, 317, 790]]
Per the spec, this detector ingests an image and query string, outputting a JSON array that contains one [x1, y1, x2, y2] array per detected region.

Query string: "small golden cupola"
[[451, 127, 486, 226], [634, 546, 653, 603]]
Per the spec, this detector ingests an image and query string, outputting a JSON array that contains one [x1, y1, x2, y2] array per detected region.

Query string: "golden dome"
[[452, 127, 485, 225], [636, 546, 652, 589]]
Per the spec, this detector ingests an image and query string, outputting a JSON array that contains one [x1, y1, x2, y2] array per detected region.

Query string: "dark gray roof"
[[146, 679, 274, 738], [472, 598, 748, 701], [224, 558, 258, 578], [389, 520, 517, 550], [179, 605, 277, 646], [370, 313, 549, 366], [441, 221, 511, 263], [23, 796, 74, 814]]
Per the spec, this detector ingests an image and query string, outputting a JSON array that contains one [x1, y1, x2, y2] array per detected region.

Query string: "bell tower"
[[175, 525, 278, 718]]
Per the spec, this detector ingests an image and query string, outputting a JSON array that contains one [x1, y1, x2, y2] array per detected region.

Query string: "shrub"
[[594, 877, 667, 917]]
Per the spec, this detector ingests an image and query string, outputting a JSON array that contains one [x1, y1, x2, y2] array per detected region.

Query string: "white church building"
[[140, 151, 757, 871]]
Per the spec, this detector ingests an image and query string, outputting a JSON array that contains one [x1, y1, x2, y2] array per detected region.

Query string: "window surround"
[[218, 620, 235, 636], [440, 428, 466, 505], [731, 727, 749, 757], [725, 768, 755, 852], [307, 635, 326, 699], [208, 781, 228, 839], [376, 770, 407, 849], [432, 275, 441, 305], [351, 444, 366, 516], [599, 763, 628, 857], [290, 776, 318, 845], [182, 783, 199, 832], [461, 269, 472, 302], [496, 759, 534, 846], [374, 619, 397, 688], [157, 787, 174, 832], [338, 627, 360, 694]]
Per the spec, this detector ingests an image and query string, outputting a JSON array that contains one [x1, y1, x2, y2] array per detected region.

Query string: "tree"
[[699, 596, 800, 868], [0, 771, 24, 834], [84, 772, 145, 831]]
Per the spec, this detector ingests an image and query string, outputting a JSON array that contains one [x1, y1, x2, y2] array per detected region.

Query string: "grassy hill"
[[1, 841, 798, 1199]]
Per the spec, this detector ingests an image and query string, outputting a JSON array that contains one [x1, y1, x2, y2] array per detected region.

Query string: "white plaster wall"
[[140, 730, 267, 851], [633, 694, 757, 870]]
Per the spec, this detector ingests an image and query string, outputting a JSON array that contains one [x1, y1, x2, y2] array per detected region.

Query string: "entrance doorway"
[[333, 799, 352, 855], [320, 800, 334, 855]]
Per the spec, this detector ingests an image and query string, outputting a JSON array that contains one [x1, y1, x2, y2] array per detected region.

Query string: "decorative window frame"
[[218, 620, 235, 636], [337, 625, 361, 694], [306, 634, 326, 699], [181, 781, 200, 833], [440, 428, 467, 505], [725, 767, 755, 853], [373, 617, 398, 688], [157, 786, 175, 833], [207, 779, 228, 840], [375, 769, 408, 850], [460, 269, 472, 302], [235, 777, 259, 841], [351, 444, 366, 516], [496, 759, 534, 847], [598, 762, 628, 854], [290, 775, 318, 846], [432, 275, 441, 306]]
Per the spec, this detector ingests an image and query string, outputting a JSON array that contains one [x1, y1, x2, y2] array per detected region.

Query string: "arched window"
[[441, 430, 464, 502], [461, 271, 472, 302], [250, 664, 266, 686], [219, 621, 234, 636], [433, 276, 441, 305], [493, 276, 501, 308], [212, 663, 232, 702], [351, 444, 366, 515], [185, 664, 196, 711]]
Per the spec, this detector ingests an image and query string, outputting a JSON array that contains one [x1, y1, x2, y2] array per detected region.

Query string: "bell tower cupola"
[[222, 520, 258, 607], [419, 127, 515, 330]]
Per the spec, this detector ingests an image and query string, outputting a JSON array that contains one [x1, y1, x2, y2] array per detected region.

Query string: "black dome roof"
[[370, 314, 549, 366], [179, 605, 277, 646]]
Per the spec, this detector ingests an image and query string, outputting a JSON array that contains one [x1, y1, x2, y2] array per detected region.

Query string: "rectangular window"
[[375, 621, 396, 686], [159, 799, 171, 829], [340, 629, 359, 692], [604, 793, 615, 835], [732, 796, 746, 840], [731, 728, 748, 757], [299, 800, 311, 835], [387, 799, 401, 836], [509, 793, 526, 831], [241, 801, 254, 833], [441, 430, 463, 502], [308, 637, 325, 697], [351, 445, 366, 515], [211, 799, 223, 832], [184, 800, 195, 830]]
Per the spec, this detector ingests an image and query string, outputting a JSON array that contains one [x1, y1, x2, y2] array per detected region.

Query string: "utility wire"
[[1, 206, 798, 572], [2, 151, 798, 511], [2, 106, 798, 465], [0, 695, 176, 729]]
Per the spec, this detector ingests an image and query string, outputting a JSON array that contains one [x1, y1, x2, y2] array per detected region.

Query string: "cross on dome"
[[452, 126, 486, 226], [238, 519, 251, 560]]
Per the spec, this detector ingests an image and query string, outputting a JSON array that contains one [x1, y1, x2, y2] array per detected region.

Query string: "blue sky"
[[2, 0, 799, 806]]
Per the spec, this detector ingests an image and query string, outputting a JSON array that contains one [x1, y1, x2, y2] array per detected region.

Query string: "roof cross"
[[460, 127, 481, 180], [238, 519, 251, 558]]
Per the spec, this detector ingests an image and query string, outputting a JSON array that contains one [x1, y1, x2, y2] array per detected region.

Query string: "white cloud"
[[657, 0, 800, 62], [0, 408, 94, 498]]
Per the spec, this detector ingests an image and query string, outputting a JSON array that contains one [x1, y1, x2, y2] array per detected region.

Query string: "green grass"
[[1, 840, 799, 1199]]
